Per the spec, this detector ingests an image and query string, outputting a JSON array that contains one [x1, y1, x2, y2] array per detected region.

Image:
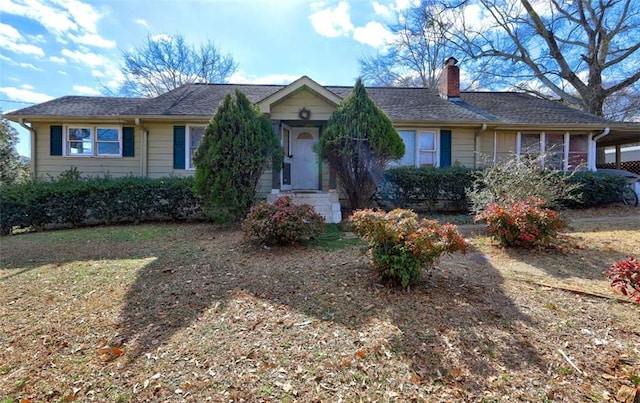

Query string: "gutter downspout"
[[474, 123, 488, 168], [135, 118, 148, 177], [591, 127, 610, 171], [18, 118, 37, 179]]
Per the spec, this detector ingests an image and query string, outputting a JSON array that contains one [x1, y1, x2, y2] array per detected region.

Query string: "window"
[[418, 131, 436, 167], [187, 126, 205, 169], [517, 132, 589, 171], [65, 126, 121, 157], [392, 129, 439, 168]]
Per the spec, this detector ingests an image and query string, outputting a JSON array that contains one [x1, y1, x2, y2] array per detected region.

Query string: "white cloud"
[[150, 33, 172, 42], [0, 86, 54, 104], [135, 18, 149, 28], [58, 70, 68, 75], [372, 2, 392, 18], [0, 22, 21, 40], [0, 22, 45, 56], [68, 33, 116, 48], [61, 48, 108, 67], [1, 0, 114, 49], [309, 1, 354, 37], [72, 85, 100, 95], [91, 69, 105, 77], [18, 62, 44, 71], [353, 21, 394, 48], [49, 56, 66, 63], [228, 72, 300, 85], [20, 84, 35, 90]]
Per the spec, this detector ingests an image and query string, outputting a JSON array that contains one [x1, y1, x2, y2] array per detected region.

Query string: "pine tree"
[[1, 117, 30, 186], [193, 90, 280, 224], [317, 78, 404, 210]]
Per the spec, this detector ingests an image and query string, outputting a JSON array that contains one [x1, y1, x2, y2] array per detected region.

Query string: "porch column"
[[271, 119, 281, 192], [615, 145, 622, 169]]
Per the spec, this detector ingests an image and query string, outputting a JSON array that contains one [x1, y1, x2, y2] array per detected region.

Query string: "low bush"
[[350, 208, 467, 288], [559, 171, 627, 208], [242, 196, 325, 246], [377, 166, 475, 212], [604, 257, 640, 303], [474, 197, 564, 248], [0, 176, 200, 234]]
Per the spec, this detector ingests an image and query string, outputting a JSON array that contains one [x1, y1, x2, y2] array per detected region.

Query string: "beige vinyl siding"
[[478, 132, 494, 163], [34, 122, 142, 179], [146, 123, 179, 178], [450, 128, 475, 167], [270, 90, 336, 121]]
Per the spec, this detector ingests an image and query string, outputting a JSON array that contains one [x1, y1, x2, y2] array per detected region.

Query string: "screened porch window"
[[517, 132, 589, 171]]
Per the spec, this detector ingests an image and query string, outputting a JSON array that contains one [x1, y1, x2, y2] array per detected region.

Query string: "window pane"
[[521, 133, 540, 154], [98, 142, 119, 155], [396, 130, 415, 166], [419, 151, 435, 167], [545, 134, 564, 153], [190, 127, 205, 149], [97, 128, 119, 141], [69, 128, 91, 141], [69, 141, 92, 155], [419, 132, 435, 150], [569, 135, 588, 152]]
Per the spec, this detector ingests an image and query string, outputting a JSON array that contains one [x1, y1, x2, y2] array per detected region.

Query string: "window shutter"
[[122, 127, 135, 157], [50, 125, 63, 156], [173, 126, 186, 169], [440, 130, 452, 167]]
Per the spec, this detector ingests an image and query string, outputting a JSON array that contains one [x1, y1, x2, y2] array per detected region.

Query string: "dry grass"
[[1, 208, 639, 402]]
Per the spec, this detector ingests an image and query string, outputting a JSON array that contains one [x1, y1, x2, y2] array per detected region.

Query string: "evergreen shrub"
[[0, 176, 200, 234], [377, 166, 475, 212]]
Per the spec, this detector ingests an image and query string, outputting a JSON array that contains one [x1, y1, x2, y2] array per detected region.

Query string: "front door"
[[291, 127, 319, 190]]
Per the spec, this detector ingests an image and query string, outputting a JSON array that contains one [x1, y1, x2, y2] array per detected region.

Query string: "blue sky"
[[1, 0, 411, 156]]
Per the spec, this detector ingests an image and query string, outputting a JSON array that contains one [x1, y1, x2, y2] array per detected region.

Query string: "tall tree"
[[0, 117, 29, 186], [193, 90, 280, 224], [316, 78, 405, 210], [119, 34, 237, 97], [449, 0, 640, 116], [359, 0, 454, 87]]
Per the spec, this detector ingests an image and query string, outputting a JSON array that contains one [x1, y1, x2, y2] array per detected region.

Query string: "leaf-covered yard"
[[1, 207, 639, 402]]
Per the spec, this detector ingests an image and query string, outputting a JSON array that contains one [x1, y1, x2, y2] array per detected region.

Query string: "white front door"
[[291, 127, 319, 190]]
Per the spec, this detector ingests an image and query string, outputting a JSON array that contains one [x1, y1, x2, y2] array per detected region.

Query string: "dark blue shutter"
[[122, 127, 135, 157], [173, 126, 186, 169], [440, 129, 452, 167], [50, 125, 63, 156]]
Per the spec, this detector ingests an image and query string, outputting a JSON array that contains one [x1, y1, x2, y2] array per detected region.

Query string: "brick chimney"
[[438, 57, 460, 100]]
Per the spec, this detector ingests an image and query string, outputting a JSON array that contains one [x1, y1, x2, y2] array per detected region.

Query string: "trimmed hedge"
[[0, 176, 201, 234], [560, 171, 627, 208], [376, 166, 476, 212], [375, 167, 628, 213]]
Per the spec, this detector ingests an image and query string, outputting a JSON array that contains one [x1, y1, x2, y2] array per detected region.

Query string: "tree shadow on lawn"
[[496, 219, 640, 282], [115, 227, 545, 391]]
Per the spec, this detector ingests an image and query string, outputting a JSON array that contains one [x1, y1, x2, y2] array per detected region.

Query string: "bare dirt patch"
[[1, 209, 639, 402]]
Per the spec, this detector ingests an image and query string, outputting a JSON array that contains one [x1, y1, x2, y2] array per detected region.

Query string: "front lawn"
[[1, 210, 639, 402]]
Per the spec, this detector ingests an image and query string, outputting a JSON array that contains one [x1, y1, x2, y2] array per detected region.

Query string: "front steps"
[[267, 190, 342, 223]]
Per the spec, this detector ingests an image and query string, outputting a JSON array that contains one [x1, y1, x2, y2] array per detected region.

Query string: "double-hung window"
[[187, 126, 206, 169], [65, 126, 121, 157], [392, 129, 439, 167]]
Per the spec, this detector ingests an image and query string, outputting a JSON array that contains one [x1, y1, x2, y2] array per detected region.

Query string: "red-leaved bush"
[[350, 208, 467, 288], [242, 196, 325, 246], [474, 197, 564, 248], [604, 257, 640, 303]]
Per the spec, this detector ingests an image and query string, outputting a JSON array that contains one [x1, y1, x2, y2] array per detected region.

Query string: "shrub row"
[[376, 166, 475, 212], [376, 166, 628, 212], [0, 176, 201, 234], [559, 171, 627, 208]]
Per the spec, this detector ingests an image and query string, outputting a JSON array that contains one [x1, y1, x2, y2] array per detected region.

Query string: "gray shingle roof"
[[5, 96, 144, 117], [460, 92, 611, 125], [3, 82, 616, 127]]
